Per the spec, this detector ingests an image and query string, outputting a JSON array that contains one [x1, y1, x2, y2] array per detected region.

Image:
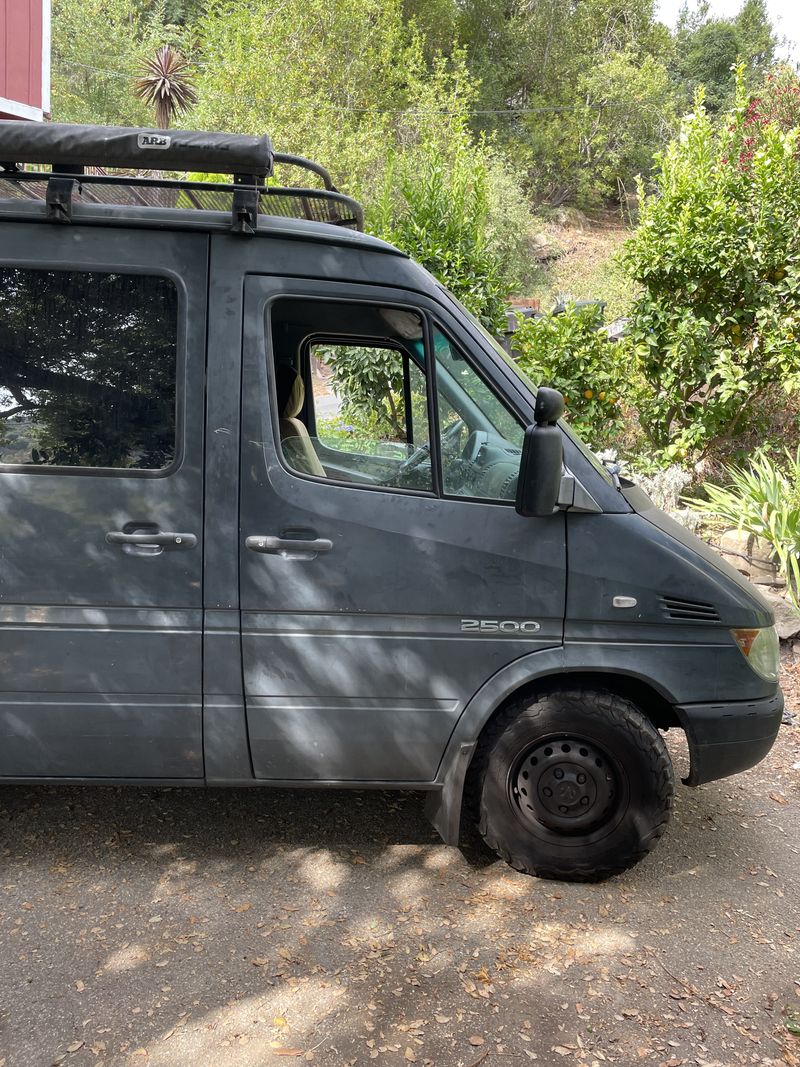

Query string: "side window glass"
[[310, 343, 427, 455], [433, 327, 525, 501], [270, 298, 432, 492], [0, 268, 178, 470]]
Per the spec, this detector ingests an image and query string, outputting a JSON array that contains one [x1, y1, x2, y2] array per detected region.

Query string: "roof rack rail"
[[0, 121, 364, 234]]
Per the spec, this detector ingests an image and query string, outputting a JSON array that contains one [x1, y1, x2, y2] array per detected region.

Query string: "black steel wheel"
[[470, 688, 673, 882]]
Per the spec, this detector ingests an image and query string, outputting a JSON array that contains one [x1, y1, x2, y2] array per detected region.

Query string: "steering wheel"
[[462, 430, 489, 465], [440, 418, 466, 458], [398, 440, 432, 476], [399, 419, 467, 476]]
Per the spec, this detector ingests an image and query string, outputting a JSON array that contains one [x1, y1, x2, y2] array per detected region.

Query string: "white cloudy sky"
[[656, 0, 800, 57]]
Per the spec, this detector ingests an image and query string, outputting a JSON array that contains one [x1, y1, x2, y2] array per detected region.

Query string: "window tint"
[[270, 298, 432, 492], [0, 268, 178, 470], [433, 328, 524, 501]]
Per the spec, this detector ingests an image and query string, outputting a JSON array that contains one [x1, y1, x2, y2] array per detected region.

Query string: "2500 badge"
[[460, 619, 541, 634]]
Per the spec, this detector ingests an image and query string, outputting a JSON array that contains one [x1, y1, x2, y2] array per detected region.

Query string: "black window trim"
[[301, 332, 424, 446], [428, 316, 526, 507], [0, 263, 187, 479], [264, 294, 439, 500], [264, 293, 529, 506]]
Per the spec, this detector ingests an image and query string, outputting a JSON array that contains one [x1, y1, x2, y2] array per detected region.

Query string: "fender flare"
[[425, 644, 681, 846]]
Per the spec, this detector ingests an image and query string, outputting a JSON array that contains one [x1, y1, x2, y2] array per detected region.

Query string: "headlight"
[[731, 626, 780, 682]]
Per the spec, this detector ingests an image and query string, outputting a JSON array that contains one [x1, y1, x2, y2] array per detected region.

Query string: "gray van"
[[0, 123, 784, 881]]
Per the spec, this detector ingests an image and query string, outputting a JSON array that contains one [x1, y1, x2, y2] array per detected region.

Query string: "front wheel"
[[472, 689, 674, 882]]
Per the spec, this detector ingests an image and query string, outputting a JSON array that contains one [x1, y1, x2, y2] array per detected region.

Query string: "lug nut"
[[577, 773, 586, 784], [542, 787, 552, 797], [554, 768, 564, 779]]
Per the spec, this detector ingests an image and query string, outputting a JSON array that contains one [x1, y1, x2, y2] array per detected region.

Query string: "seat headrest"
[[275, 364, 305, 419]]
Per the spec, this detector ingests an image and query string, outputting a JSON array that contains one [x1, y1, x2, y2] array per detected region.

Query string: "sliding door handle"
[[106, 530, 197, 549], [246, 535, 332, 555]]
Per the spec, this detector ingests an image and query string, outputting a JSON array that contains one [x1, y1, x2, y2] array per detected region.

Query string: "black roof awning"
[[0, 121, 274, 178]]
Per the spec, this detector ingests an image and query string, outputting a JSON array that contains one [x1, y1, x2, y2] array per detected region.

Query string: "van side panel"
[[0, 222, 207, 779]]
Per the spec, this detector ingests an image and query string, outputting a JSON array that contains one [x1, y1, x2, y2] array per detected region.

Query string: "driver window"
[[269, 297, 433, 493], [432, 327, 525, 501]]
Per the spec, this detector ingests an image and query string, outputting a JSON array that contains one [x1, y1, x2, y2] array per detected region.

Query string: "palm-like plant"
[[134, 45, 197, 129]]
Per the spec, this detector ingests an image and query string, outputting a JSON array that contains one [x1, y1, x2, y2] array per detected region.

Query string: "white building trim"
[[0, 96, 44, 122], [41, 0, 52, 115]]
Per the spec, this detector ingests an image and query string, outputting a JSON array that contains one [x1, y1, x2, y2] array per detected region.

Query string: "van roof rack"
[[0, 121, 364, 233]]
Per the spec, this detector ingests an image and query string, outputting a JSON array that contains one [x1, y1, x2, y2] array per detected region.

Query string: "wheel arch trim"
[[426, 645, 681, 846]]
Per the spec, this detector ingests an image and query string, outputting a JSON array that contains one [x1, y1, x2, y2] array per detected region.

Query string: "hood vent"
[[660, 596, 720, 622]]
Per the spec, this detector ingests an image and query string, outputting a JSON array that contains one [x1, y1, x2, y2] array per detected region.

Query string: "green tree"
[[623, 74, 800, 459], [513, 304, 632, 446], [372, 46, 529, 328], [672, 0, 777, 113], [467, 0, 678, 204], [51, 0, 183, 127]]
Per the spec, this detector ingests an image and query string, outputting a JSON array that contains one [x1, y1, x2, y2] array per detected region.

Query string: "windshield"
[[436, 283, 615, 488]]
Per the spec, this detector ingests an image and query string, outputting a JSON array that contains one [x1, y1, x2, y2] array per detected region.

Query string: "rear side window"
[[0, 268, 178, 470]]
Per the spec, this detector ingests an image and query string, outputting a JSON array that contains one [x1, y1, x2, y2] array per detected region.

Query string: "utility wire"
[[54, 58, 628, 116]]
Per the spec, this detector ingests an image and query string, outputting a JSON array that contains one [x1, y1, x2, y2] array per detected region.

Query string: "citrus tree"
[[623, 70, 800, 460]]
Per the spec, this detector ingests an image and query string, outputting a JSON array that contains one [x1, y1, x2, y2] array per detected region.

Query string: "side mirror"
[[515, 387, 565, 517], [534, 386, 565, 425]]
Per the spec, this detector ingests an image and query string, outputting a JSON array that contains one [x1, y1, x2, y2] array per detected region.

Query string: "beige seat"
[[275, 364, 326, 478]]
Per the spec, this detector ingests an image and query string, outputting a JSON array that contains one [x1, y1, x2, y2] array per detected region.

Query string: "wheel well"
[[481, 671, 681, 738]]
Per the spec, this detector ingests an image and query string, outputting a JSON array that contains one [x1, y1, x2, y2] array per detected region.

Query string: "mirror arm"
[[557, 471, 603, 513]]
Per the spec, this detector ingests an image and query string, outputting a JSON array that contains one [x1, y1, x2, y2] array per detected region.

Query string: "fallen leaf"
[[273, 1017, 287, 1028], [552, 1048, 573, 1057], [404, 1049, 417, 1062], [66, 1042, 84, 1054], [273, 1051, 303, 1058], [75, 981, 85, 993], [251, 957, 269, 967], [769, 793, 788, 805], [469, 1036, 485, 1046], [233, 902, 253, 913], [467, 1053, 489, 1067]]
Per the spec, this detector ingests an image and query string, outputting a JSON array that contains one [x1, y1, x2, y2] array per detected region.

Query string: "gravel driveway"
[[1, 725, 798, 1067]]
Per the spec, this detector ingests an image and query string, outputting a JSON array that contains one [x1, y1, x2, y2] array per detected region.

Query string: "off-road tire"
[[470, 688, 673, 882]]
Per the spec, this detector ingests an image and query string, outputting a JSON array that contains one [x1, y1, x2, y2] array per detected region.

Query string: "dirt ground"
[[1, 698, 798, 1067]]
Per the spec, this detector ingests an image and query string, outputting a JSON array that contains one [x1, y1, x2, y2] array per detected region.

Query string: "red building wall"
[[0, 0, 50, 121]]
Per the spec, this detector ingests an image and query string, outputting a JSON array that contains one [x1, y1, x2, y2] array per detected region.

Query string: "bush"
[[512, 304, 632, 447], [622, 72, 800, 462], [686, 448, 800, 606]]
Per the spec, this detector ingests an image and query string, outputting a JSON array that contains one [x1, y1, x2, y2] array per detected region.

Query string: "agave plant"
[[134, 45, 197, 130], [686, 447, 800, 608]]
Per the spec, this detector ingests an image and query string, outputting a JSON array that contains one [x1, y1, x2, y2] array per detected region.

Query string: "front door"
[[0, 223, 206, 779], [239, 277, 566, 782]]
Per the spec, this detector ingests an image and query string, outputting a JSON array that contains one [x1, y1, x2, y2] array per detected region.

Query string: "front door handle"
[[246, 534, 333, 556], [106, 530, 197, 550]]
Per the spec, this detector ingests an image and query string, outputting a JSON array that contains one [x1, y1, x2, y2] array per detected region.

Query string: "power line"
[[54, 58, 628, 117]]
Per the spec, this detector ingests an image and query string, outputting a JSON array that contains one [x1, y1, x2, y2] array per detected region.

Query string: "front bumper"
[[677, 690, 784, 786]]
